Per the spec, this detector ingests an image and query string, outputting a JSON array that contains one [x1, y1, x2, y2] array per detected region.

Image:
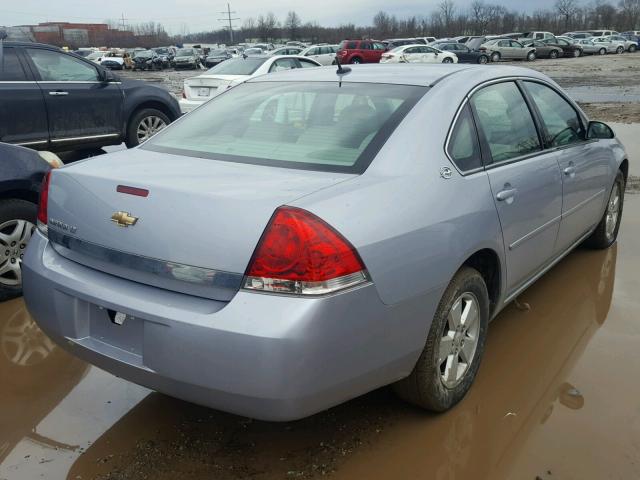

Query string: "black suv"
[[0, 42, 181, 151]]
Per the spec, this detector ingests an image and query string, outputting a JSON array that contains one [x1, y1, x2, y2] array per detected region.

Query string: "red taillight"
[[37, 171, 51, 229], [244, 206, 369, 295]]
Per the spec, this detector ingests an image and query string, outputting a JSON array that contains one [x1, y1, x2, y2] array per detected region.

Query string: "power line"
[[218, 3, 239, 44]]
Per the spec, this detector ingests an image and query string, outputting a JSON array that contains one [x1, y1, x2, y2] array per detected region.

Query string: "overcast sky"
[[1, 0, 555, 34]]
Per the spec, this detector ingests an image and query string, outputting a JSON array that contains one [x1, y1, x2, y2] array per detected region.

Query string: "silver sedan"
[[23, 65, 627, 420]]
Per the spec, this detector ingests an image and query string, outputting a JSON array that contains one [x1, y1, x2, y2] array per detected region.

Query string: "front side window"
[[373, 42, 386, 50], [27, 49, 99, 82], [447, 104, 482, 171], [143, 82, 426, 173], [0, 48, 28, 81], [470, 82, 541, 163], [298, 59, 319, 68], [524, 81, 585, 148]]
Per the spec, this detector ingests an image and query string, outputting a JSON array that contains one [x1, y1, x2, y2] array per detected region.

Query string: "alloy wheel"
[[605, 182, 621, 242], [478, 55, 488, 64], [136, 115, 167, 143], [438, 292, 481, 388], [599, 48, 606, 55], [550, 50, 558, 59], [573, 49, 581, 57], [0, 219, 34, 287], [443, 57, 453, 63]]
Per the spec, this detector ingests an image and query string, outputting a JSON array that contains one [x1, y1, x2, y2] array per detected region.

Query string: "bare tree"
[[556, 0, 579, 30], [439, 0, 456, 34], [285, 11, 302, 40]]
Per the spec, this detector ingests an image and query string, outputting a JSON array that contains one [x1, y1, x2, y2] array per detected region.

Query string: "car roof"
[[248, 63, 549, 87], [2, 41, 60, 50]]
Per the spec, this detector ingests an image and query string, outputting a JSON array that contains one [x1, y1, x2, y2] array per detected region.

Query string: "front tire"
[[527, 51, 536, 61], [491, 52, 500, 62], [599, 48, 607, 55], [584, 171, 625, 249], [616, 46, 624, 54], [477, 55, 488, 64], [549, 50, 558, 59], [573, 48, 581, 57], [629, 45, 637, 52], [349, 56, 362, 64], [0, 199, 37, 301], [442, 57, 453, 63], [125, 108, 170, 148], [393, 267, 489, 411]]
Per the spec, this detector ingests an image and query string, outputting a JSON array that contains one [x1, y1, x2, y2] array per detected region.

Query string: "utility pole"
[[218, 3, 239, 44], [120, 13, 127, 31]]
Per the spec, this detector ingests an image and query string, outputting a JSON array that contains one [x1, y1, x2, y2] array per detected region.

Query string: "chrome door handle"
[[496, 188, 517, 202], [49, 91, 69, 96]]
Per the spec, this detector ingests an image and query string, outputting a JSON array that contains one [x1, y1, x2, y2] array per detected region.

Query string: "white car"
[[299, 44, 340, 66], [179, 55, 322, 113], [85, 51, 108, 64], [380, 45, 458, 64]]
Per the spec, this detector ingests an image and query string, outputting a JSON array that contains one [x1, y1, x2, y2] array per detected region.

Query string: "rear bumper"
[[179, 98, 204, 114], [23, 232, 434, 421]]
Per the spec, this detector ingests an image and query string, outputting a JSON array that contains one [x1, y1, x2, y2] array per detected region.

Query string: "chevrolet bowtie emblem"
[[111, 211, 138, 227]]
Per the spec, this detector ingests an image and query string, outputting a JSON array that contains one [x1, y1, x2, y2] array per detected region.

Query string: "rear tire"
[[616, 46, 624, 54], [629, 45, 637, 52], [125, 108, 170, 148], [584, 171, 625, 249], [0, 199, 37, 302], [393, 266, 489, 412], [573, 49, 581, 57], [349, 56, 362, 64], [442, 57, 453, 63], [527, 51, 536, 61]]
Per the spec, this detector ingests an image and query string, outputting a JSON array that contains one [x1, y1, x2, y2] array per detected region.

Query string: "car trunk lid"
[[46, 148, 354, 301], [184, 74, 246, 100]]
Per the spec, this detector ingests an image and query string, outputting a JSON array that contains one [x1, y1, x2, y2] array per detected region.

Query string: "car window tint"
[[471, 82, 541, 163], [27, 49, 99, 81], [361, 43, 372, 50], [447, 104, 482, 171], [0, 48, 28, 81], [524, 81, 585, 148], [144, 82, 425, 173], [347, 42, 357, 49], [373, 43, 386, 50], [405, 47, 419, 54]]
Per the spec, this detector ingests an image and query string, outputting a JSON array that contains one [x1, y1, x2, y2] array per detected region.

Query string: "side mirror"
[[100, 68, 119, 83], [587, 121, 615, 140]]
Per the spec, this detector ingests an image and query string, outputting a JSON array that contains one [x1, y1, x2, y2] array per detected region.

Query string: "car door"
[[522, 81, 611, 251], [510, 40, 527, 58], [401, 46, 420, 62], [24, 47, 123, 147], [456, 44, 473, 62], [423, 47, 439, 63], [318, 46, 334, 65], [0, 46, 49, 147], [497, 40, 512, 58], [305, 47, 321, 62], [470, 81, 562, 294]]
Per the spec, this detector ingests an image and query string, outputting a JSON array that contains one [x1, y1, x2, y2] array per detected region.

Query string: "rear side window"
[[143, 82, 426, 173], [470, 82, 541, 163], [447, 104, 482, 171], [524, 81, 585, 148], [0, 48, 28, 81]]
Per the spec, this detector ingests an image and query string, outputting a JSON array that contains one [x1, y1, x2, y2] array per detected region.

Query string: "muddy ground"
[[1, 54, 640, 480]]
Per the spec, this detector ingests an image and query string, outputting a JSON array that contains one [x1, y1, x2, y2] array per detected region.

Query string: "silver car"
[[480, 38, 537, 62], [591, 36, 626, 54], [23, 65, 628, 421]]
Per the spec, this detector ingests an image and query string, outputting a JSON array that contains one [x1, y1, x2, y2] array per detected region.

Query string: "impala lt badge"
[[111, 211, 138, 227]]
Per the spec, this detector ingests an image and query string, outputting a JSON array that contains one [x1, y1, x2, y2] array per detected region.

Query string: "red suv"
[[336, 40, 388, 64]]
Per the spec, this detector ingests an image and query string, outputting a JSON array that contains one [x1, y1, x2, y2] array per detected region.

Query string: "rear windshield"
[[143, 81, 426, 173], [205, 57, 267, 75]]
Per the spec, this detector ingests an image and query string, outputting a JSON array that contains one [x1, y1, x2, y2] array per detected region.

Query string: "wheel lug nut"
[[10, 241, 16, 247], [10, 258, 16, 264], [20, 244, 25, 249], [4, 250, 8, 256]]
